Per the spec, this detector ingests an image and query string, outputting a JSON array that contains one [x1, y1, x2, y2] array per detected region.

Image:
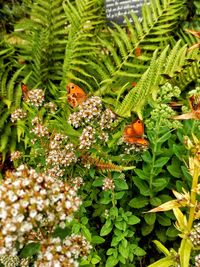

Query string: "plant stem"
[[188, 158, 200, 231]]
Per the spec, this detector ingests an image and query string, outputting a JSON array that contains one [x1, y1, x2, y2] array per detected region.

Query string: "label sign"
[[105, 0, 146, 24]]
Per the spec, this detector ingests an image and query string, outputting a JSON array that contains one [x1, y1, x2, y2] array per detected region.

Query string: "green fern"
[[93, 0, 186, 94], [115, 41, 190, 118], [61, 0, 104, 91]]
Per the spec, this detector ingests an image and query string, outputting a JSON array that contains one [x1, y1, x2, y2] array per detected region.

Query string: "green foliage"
[[1, 0, 200, 266]]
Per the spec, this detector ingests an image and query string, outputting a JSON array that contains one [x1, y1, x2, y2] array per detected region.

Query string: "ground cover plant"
[[0, 0, 200, 266]]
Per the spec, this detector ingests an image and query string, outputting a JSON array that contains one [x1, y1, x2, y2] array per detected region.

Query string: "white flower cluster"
[[10, 150, 22, 161], [195, 254, 200, 267], [0, 164, 82, 256], [36, 235, 92, 267], [79, 126, 96, 149], [190, 222, 200, 246], [99, 109, 116, 130], [44, 101, 57, 113], [25, 89, 45, 107], [46, 133, 77, 178], [31, 116, 49, 137], [68, 96, 102, 128], [102, 177, 115, 191], [10, 108, 27, 123]]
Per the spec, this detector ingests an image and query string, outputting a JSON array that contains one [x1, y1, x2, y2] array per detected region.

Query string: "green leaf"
[[148, 256, 175, 267], [114, 178, 128, 190], [141, 223, 154, 236], [141, 150, 152, 163], [105, 256, 119, 267], [91, 255, 101, 264], [20, 243, 40, 258], [92, 178, 103, 187], [157, 132, 171, 144], [110, 207, 118, 217], [167, 162, 182, 178], [154, 157, 170, 168], [153, 240, 170, 256], [134, 247, 146, 256], [92, 235, 105, 244], [152, 178, 169, 192], [129, 196, 149, 208], [127, 215, 140, 225], [179, 239, 193, 267], [100, 219, 113, 236], [81, 225, 92, 241], [115, 221, 127, 231], [134, 169, 147, 180], [133, 176, 151, 196], [115, 191, 125, 199], [157, 214, 171, 226], [144, 213, 156, 225], [150, 197, 162, 206], [119, 242, 129, 259], [166, 226, 179, 238]]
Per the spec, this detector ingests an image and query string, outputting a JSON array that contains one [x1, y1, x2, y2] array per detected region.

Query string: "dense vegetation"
[[0, 0, 200, 266]]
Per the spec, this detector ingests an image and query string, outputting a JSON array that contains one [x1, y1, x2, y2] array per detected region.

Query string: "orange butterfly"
[[123, 119, 148, 146], [21, 83, 29, 100], [173, 95, 200, 120], [67, 83, 87, 108], [135, 47, 142, 57]]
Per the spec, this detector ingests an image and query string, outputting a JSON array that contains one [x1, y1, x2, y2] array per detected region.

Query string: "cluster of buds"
[[45, 134, 77, 178], [31, 116, 49, 138], [0, 164, 82, 256], [195, 254, 200, 267], [25, 89, 45, 107], [44, 101, 57, 113], [189, 222, 200, 246], [99, 109, 116, 130], [79, 126, 96, 149], [10, 150, 22, 161], [35, 235, 92, 267], [10, 108, 27, 123], [102, 177, 115, 191], [68, 96, 102, 128]]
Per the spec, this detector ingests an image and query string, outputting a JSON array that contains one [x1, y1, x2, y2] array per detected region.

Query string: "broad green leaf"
[[91, 255, 101, 264], [154, 157, 170, 168], [129, 196, 149, 208], [127, 215, 140, 225], [141, 223, 154, 236], [100, 219, 113, 236], [134, 169, 147, 180], [166, 226, 179, 238], [133, 176, 151, 196], [157, 214, 171, 226], [157, 132, 171, 144], [150, 197, 162, 206], [144, 213, 156, 225], [20, 243, 40, 258], [105, 256, 119, 267], [115, 191, 125, 199], [119, 242, 129, 259], [141, 150, 152, 163], [110, 207, 118, 217], [115, 221, 127, 231], [134, 247, 146, 256], [92, 236, 105, 244], [81, 225, 92, 241], [152, 178, 169, 192], [114, 178, 128, 190], [92, 178, 103, 187]]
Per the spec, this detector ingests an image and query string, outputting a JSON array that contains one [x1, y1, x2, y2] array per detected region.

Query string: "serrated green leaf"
[[129, 196, 149, 208]]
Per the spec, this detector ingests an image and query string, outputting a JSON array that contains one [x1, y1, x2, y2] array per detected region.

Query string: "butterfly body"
[[67, 83, 87, 108], [123, 119, 148, 146], [21, 83, 29, 100]]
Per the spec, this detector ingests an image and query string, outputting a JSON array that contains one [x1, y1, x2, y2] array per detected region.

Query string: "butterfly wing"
[[131, 119, 144, 137], [67, 83, 87, 108]]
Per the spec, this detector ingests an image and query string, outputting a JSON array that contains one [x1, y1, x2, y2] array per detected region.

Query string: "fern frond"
[[81, 154, 134, 172], [94, 0, 186, 94], [115, 42, 189, 118], [61, 0, 104, 91]]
